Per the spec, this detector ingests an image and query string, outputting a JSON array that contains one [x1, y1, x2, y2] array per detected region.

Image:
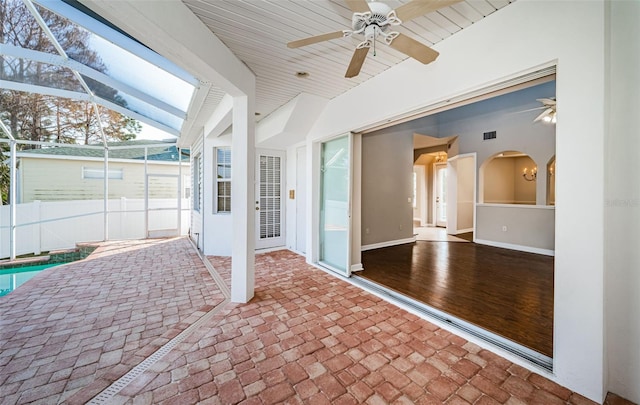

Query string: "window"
[[82, 167, 123, 179], [193, 154, 201, 212], [215, 147, 231, 213]]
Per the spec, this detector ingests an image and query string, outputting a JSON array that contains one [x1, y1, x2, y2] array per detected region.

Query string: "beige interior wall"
[[484, 158, 515, 203], [456, 156, 475, 230], [513, 156, 537, 204], [362, 131, 414, 246], [484, 155, 537, 204], [476, 205, 555, 251]]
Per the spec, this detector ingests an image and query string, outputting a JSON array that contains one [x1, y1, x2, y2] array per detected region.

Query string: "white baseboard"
[[456, 228, 473, 234], [474, 239, 555, 256], [361, 236, 417, 251], [255, 245, 288, 254], [351, 263, 364, 272]]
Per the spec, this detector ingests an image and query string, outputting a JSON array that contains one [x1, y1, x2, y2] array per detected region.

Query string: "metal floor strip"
[[351, 275, 554, 371], [87, 238, 231, 404]]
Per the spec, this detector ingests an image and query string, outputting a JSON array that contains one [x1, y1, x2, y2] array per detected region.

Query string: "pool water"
[[0, 263, 60, 297]]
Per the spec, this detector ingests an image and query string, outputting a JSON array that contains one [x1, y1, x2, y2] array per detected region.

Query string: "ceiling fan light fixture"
[[287, 0, 458, 78]]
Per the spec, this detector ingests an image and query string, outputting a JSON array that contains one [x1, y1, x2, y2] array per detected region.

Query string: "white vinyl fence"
[[0, 198, 190, 259]]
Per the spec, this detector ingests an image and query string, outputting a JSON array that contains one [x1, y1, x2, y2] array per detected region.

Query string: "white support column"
[[230, 95, 255, 303], [177, 148, 182, 235], [103, 148, 109, 241], [9, 140, 17, 260], [144, 147, 149, 238]]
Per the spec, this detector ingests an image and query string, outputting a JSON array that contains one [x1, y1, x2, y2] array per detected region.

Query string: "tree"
[[0, 0, 141, 144], [0, 144, 8, 204], [1, 0, 142, 203]]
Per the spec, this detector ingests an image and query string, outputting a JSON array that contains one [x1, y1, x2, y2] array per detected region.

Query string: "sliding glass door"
[[319, 135, 351, 276]]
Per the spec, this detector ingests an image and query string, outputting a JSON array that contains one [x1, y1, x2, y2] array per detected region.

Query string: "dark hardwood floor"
[[360, 241, 554, 357]]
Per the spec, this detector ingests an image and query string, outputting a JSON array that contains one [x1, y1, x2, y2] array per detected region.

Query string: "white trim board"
[[351, 263, 364, 272], [474, 239, 555, 256], [456, 228, 474, 234], [361, 237, 416, 252]]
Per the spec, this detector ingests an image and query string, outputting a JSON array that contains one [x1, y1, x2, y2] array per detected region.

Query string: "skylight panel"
[[7, 0, 200, 136]]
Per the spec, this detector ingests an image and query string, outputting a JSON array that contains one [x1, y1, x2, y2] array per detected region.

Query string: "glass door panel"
[[319, 135, 351, 275]]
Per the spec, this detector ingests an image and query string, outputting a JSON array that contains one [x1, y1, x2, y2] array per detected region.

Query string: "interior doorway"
[[434, 163, 447, 227], [355, 77, 557, 369]]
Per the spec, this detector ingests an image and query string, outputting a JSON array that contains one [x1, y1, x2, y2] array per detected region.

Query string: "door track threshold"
[[351, 275, 553, 372]]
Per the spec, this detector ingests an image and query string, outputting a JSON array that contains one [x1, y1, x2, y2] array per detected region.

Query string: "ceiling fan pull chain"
[[373, 29, 377, 56]]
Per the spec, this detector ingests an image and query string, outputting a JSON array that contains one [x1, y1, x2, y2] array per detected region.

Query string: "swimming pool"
[[0, 263, 60, 297]]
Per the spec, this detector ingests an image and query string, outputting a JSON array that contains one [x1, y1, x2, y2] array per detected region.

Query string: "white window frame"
[[82, 166, 123, 180], [215, 147, 231, 214]]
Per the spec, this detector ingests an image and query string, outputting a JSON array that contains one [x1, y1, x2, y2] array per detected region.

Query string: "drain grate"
[[88, 300, 228, 404], [189, 237, 231, 298], [88, 240, 232, 404]]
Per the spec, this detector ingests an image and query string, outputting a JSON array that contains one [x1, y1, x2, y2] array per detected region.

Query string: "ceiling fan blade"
[[345, 47, 370, 78], [536, 98, 557, 105], [388, 33, 439, 64], [287, 31, 344, 48], [516, 106, 547, 113], [395, 0, 462, 23], [534, 107, 554, 122], [344, 0, 371, 13]]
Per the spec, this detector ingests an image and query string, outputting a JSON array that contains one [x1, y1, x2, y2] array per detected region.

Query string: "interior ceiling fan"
[[287, 0, 462, 78], [533, 98, 557, 123], [513, 97, 557, 123]]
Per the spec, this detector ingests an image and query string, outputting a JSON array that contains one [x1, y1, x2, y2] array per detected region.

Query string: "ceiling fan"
[[287, 0, 462, 78], [533, 98, 557, 123], [512, 97, 557, 123]]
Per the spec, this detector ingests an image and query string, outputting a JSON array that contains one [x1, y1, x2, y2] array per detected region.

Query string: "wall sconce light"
[[523, 167, 537, 181], [435, 152, 446, 163]]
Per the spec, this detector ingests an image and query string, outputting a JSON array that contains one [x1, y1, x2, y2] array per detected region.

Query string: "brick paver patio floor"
[[0, 238, 630, 404], [0, 238, 225, 404]]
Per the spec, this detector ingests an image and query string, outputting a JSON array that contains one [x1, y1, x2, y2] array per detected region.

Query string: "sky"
[[88, 32, 195, 142], [137, 123, 179, 141]]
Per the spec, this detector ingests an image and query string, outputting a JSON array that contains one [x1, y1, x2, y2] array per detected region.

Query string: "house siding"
[[19, 157, 189, 202]]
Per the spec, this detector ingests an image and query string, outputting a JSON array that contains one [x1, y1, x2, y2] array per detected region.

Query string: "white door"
[[256, 150, 285, 249], [435, 163, 447, 227], [295, 146, 307, 253], [146, 174, 180, 238]]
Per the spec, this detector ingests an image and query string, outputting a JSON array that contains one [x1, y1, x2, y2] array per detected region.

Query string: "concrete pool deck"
[[0, 238, 626, 404]]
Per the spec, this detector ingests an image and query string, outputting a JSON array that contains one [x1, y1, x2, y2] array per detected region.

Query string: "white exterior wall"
[[306, 1, 606, 401], [202, 134, 233, 256], [190, 136, 204, 250], [285, 141, 305, 253], [604, 1, 640, 403]]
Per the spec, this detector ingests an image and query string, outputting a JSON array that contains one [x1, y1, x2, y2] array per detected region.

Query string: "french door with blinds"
[[255, 150, 285, 249]]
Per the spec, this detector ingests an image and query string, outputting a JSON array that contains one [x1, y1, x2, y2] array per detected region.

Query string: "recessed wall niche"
[[482, 151, 537, 205]]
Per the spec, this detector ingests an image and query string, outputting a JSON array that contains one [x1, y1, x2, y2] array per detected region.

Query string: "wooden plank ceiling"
[[182, 0, 512, 120]]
